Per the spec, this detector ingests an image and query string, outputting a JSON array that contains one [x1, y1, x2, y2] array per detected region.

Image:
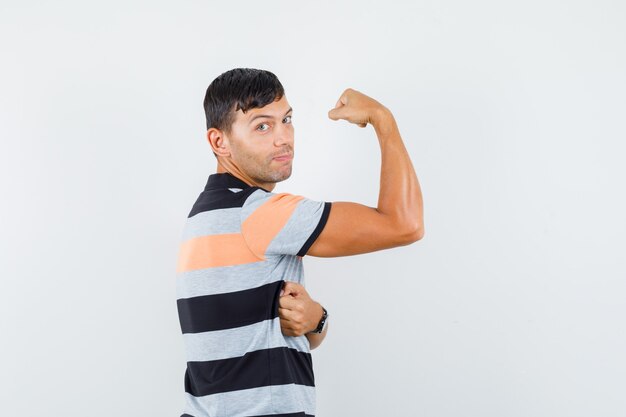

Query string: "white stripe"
[[181, 207, 242, 241], [183, 317, 310, 362], [176, 252, 305, 301], [176, 262, 277, 300], [183, 383, 316, 417]]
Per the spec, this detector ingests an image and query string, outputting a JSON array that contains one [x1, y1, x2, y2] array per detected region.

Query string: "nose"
[[273, 121, 294, 148]]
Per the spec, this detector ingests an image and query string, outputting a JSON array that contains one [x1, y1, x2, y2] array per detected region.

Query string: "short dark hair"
[[203, 68, 285, 158]]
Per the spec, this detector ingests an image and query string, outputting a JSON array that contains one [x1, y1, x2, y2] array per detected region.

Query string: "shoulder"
[[241, 188, 306, 217]]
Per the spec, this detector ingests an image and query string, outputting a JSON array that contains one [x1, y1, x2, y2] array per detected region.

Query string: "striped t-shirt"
[[176, 172, 332, 417]]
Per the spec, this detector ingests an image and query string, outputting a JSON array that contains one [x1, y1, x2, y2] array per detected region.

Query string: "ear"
[[207, 128, 231, 158]]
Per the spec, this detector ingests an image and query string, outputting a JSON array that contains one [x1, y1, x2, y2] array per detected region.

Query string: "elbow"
[[414, 224, 425, 241], [402, 223, 425, 244]]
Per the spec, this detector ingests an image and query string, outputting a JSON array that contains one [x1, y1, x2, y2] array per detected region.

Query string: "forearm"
[[306, 321, 329, 350], [373, 107, 424, 236]]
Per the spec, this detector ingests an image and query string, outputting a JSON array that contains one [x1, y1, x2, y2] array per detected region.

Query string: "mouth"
[[272, 153, 293, 162]]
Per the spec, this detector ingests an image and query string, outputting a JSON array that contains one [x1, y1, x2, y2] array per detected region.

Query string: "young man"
[[175, 68, 424, 417]]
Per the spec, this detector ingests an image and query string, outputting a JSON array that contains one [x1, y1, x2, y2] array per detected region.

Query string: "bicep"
[[306, 201, 419, 257]]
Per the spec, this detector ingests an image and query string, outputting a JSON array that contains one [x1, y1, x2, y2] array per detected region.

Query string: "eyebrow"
[[248, 107, 293, 125]]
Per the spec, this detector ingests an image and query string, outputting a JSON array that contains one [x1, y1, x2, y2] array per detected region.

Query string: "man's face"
[[226, 95, 295, 184]]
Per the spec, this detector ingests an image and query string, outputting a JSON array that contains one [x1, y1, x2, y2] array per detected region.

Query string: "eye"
[[284, 115, 292, 123], [256, 122, 270, 132]]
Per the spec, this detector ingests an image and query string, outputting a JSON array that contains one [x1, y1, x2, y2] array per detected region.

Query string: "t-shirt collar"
[[204, 172, 253, 192]]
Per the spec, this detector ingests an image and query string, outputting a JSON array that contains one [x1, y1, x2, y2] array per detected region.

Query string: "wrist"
[[372, 109, 399, 139], [370, 106, 392, 127], [307, 303, 328, 334]]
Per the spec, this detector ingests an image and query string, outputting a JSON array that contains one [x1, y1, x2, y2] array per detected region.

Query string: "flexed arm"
[[308, 88, 425, 257]]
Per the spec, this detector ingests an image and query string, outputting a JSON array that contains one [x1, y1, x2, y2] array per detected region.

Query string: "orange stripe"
[[241, 193, 304, 259], [176, 233, 262, 273]]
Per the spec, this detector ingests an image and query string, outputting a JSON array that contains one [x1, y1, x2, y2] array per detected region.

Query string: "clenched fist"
[[328, 87, 389, 128], [278, 281, 324, 337]]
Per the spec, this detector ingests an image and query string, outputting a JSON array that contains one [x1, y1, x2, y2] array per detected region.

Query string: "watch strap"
[[309, 306, 328, 334]]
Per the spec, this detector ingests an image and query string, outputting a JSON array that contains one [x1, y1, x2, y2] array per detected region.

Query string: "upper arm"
[[240, 189, 422, 259], [306, 201, 423, 258]]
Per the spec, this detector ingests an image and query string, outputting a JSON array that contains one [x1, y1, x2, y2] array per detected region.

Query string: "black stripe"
[[246, 413, 315, 417], [177, 280, 283, 334], [297, 201, 332, 257], [184, 346, 314, 396], [180, 411, 315, 417], [183, 414, 313, 417]]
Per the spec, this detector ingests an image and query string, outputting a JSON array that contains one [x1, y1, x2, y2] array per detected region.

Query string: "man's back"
[[176, 172, 332, 417]]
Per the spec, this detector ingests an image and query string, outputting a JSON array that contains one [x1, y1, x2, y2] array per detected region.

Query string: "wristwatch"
[[308, 306, 329, 334]]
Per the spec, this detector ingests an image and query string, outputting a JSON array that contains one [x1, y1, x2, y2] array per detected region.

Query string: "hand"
[[278, 281, 324, 337], [328, 87, 389, 128]]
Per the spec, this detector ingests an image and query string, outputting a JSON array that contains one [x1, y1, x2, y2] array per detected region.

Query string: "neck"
[[216, 161, 276, 192]]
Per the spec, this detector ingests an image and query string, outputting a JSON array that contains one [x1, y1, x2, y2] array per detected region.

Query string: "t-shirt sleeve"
[[240, 189, 332, 258]]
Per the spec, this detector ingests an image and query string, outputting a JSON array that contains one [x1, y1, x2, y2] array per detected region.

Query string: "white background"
[[1, 1, 625, 416]]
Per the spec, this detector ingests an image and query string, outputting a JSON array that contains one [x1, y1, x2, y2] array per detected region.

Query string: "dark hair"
[[203, 68, 285, 157]]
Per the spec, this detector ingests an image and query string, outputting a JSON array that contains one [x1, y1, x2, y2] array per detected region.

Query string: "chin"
[[275, 173, 291, 182], [273, 169, 292, 183]]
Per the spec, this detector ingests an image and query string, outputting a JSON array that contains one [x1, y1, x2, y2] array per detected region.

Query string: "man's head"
[[204, 68, 295, 186]]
